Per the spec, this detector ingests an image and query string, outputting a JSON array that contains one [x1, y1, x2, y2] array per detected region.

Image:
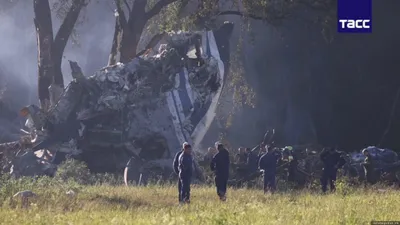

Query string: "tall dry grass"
[[0, 174, 399, 225]]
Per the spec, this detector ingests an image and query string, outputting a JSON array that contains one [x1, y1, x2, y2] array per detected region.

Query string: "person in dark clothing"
[[362, 149, 376, 185], [320, 147, 346, 193], [210, 142, 230, 201], [246, 148, 259, 175], [178, 143, 193, 204], [258, 147, 266, 160], [173, 142, 188, 203], [288, 155, 298, 182], [235, 147, 247, 164], [258, 146, 281, 193]]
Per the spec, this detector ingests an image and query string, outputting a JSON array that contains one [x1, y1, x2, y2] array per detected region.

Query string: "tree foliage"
[[107, 0, 190, 65]]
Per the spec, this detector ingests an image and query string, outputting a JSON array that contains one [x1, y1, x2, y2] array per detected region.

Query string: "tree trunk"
[[119, 28, 143, 63], [33, 0, 54, 111], [52, 0, 86, 87], [33, 0, 86, 111], [119, 0, 147, 63], [111, 0, 187, 64], [108, 14, 122, 66]]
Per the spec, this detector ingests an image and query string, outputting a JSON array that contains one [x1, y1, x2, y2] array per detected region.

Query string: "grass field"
[[0, 176, 400, 225]]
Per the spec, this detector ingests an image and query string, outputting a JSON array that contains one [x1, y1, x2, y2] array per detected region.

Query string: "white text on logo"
[[339, 19, 370, 29]]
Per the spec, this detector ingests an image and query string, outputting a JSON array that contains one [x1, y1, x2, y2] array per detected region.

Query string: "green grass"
[[0, 178, 400, 225]]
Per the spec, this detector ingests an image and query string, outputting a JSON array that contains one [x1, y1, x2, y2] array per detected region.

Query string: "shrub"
[[55, 158, 91, 185]]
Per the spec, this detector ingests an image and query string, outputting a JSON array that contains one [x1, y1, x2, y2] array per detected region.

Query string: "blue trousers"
[[179, 176, 191, 202], [264, 171, 276, 192], [320, 168, 337, 193], [178, 179, 183, 202], [215, 176, 228, 197]]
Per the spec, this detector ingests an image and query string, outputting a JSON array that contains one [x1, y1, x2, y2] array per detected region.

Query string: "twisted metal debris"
[[0, 28, 228, 183]]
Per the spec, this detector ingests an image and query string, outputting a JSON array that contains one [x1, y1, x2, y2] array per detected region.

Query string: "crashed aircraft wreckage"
[[345, 146, 400, 183], [0, 23, 234, 183]]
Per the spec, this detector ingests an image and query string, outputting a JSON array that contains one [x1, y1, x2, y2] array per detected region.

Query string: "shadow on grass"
[[88, 194, 150, 209]]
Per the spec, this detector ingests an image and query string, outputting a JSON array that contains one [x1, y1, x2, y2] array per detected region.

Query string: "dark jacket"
[[258, 151, 281, 173], [179, 152, 193, 178], [173, 150, 183, 175], [210, 148, 230, 178], [247, 152, 260, 173], [320, 150, 346, 170]]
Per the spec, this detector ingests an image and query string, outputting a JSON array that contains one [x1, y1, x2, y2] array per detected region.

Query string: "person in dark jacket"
[[178, 143, 193, 204], [320, 147, 346, 193], [258, 146, 266, 160], [246, 148, 259, 175], [173, 142, 188, 203], [259, 146, 281, 193], [210, 142, 230, 201]]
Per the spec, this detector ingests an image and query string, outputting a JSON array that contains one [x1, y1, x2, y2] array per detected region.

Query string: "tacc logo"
[[338, 19, 371, 29], [337, 0, 372, 33]]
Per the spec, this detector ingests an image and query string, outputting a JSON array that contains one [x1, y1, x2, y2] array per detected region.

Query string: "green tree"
[[107, 0, 335, 66]]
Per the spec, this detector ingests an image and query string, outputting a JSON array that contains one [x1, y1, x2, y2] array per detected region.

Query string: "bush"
[[55, 158, 91, 185], [54, 158, 125, 185]]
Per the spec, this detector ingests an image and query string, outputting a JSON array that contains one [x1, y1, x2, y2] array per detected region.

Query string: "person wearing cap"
[[178, 143, 193, 204], [173, 142, 188, 203], [210, 142, 230, 201], [258, 145, 281, 193], [320, 147, 346, 193]]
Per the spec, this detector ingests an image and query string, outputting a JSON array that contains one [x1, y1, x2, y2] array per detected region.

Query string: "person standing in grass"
[[178, 143, 193, 204], [258, 146, 281, 193], [210, 142, 230, 201], [173, 142, 188, 203], [320, 147, 346, 193]]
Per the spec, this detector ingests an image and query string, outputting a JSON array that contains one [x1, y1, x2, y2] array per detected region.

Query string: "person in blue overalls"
[[259, 146, 281, 193], [178, 143, 193, 204]]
